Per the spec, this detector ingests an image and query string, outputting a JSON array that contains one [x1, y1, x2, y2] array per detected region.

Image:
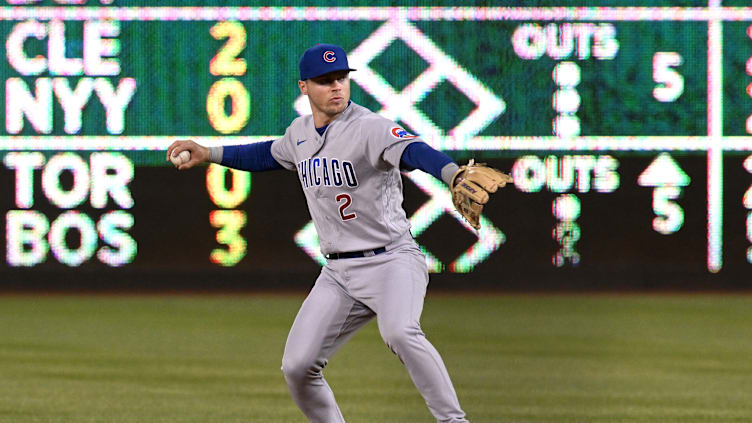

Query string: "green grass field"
[[1, 294, 751, 423]]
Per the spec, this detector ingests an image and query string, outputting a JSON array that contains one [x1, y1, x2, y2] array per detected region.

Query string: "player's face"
[[299, 70, 351, 122]]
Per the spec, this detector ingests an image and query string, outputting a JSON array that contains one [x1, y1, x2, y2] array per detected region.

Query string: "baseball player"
[[167, 43, 511, 423]]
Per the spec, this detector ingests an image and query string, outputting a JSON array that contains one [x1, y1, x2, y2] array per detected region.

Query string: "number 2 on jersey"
[[336, 193, 356, 221]]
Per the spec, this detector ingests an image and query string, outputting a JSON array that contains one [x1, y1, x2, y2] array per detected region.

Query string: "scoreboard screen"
[[1, 0, 751, 290]]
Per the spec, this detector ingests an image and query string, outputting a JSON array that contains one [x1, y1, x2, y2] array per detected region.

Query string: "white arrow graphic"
[[638, 153, 690, 187], [638, 153, 690, 235]]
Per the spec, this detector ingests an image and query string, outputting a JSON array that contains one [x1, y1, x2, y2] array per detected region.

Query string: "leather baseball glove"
[[451, 159, 513, 229]]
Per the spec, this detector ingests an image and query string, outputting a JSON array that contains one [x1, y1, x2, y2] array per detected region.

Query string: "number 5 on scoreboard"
[[653, 52, 684, 102]]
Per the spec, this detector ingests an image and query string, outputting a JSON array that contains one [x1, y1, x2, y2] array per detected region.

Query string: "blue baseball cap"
[[299, 43, 356, 80]]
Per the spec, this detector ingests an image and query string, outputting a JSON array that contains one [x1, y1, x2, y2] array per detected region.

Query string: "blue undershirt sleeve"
[[220, 140, 284, 172], [400, 142, 455, 181]]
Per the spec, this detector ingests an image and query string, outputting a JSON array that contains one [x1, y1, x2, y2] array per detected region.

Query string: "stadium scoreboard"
[[1, 0, 752, 289]]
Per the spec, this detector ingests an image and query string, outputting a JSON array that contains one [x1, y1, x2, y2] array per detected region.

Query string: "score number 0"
[[207, 21, 251, 267]]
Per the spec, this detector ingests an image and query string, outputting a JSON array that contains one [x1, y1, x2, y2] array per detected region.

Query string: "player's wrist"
[[442, 162, 460, 186], [208, 146, 223, 163]]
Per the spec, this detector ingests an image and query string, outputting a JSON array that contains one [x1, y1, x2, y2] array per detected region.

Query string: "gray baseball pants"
[[281, 238, 469, 423]]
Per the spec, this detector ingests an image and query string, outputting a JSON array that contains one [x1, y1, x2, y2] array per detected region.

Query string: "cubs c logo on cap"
[[323, 51, 336, 63], [390, 127, 418, 139], [300, 43, 355, 80]]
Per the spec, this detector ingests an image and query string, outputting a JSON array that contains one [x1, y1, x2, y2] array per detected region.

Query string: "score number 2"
[[653, 52, 684, 103]]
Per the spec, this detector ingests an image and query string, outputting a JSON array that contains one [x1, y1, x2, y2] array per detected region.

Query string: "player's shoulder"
[[277, 114, 313, 143], [347, 102, 416, 139], [347, 102, 387, 125], [288, 114, 313, 131]]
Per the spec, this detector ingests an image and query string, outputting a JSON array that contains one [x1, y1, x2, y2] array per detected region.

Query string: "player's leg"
[[349, 249, 469, 423], [281, 265, 374, 423]]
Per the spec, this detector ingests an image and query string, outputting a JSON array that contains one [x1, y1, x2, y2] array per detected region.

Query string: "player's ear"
[[298, 80, 307, 95]]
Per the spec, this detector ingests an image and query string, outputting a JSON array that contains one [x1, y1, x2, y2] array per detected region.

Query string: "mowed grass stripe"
[[0, 295, 751, 422]]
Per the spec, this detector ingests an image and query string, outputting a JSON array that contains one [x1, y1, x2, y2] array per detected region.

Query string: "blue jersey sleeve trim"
[[220, 140, 284, 172], [399, 142, 454, 181]]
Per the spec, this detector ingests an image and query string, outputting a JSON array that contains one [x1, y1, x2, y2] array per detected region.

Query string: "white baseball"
[[170, 150, 191, 167]]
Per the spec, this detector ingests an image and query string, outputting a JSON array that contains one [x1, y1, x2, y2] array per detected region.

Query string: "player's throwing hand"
[[165, 140, 210, 170]]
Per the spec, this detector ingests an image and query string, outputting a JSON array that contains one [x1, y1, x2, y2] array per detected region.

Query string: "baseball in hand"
[[170, 150, 191, 167]]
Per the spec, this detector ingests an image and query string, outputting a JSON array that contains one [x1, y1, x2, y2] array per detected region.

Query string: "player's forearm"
[[208, 141, 284, 171], [400, 142, 459, 186]]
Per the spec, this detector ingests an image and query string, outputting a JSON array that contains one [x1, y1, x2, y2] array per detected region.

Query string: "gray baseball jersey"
[[270, 102, 418, 255]]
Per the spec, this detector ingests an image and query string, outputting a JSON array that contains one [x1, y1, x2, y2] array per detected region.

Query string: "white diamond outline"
[[406, 171, 505, 273], [294, 17, 505, 144]]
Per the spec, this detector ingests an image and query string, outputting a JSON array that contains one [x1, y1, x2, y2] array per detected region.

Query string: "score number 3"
[[653, 52, 684, 103]]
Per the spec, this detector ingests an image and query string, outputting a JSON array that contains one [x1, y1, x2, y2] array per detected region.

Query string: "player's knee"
[[281, 355, 307, 382], [281, 354, 323, 384], [380, 325, 423, 353]]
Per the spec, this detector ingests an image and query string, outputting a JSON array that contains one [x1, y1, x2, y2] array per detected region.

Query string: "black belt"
[[325, 247, 387, 260]]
